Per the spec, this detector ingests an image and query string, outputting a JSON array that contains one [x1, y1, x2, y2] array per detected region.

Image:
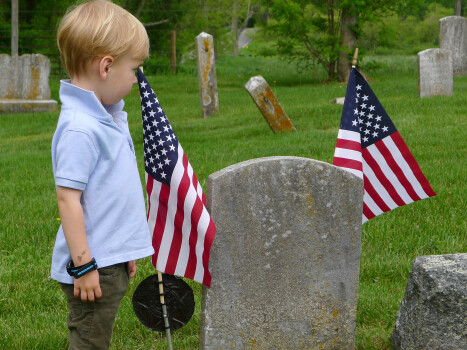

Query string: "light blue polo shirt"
[[51, 80, 154, 284]]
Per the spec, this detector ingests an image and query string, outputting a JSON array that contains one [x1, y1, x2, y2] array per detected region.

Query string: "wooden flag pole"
[[352, 47, 359, 68], [157, 271, 173, 350]]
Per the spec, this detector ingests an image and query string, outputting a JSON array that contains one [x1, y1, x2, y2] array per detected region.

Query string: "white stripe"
[[156, 147, 185, 271], [383, 137, 429, 199], [362, 158, 398, 209], [338, 129, 361, 142], [146, 172, 162, 239], [334, 147, 362, 161], [363, 189, 384, 217], [173, 176, 197, 277], [362, 213, 368, 224], [193, 207, 210, 283], [367, 144, 414, 205], [339, 166, 363, 179]]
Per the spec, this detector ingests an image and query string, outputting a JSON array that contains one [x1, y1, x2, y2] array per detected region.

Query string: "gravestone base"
[[0, 99, 57, 113]]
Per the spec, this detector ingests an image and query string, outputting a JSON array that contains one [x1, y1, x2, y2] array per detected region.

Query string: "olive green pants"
[[60, 263, 129, 350]]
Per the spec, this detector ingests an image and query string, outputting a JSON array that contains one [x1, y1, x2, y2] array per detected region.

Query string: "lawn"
[[0, 54, 465, 349]]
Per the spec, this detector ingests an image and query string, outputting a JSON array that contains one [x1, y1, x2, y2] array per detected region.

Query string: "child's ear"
[[99, 56, 114, 80]]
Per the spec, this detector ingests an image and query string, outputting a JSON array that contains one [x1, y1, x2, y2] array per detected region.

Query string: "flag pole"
[[352, 47, 359, 68], [157, 271, 174, 350]]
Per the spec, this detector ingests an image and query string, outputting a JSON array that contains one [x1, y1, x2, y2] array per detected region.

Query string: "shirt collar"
[[59, 80, 125, 122]]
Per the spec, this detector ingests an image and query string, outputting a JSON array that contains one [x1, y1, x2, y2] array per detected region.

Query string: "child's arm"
[[56, 185, 102, 302]]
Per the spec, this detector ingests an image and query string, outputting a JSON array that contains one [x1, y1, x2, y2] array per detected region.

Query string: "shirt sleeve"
[[54, 130, 98, 190]]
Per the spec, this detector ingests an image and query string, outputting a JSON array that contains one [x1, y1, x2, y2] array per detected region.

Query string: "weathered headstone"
[[439, 16, 467, 77], [417, 48, 453, 98], [0, 54, 57, 113], [201, 156, 363, 349], [245, 76, 296, 133], [392, 253, 467, 350], [195, 32, 218, 118]]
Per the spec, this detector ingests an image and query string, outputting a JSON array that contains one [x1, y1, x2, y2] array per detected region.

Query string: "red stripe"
[[362, 147, 406, 207], [164, 161, 190, 275], [146, 175, 154, 220], [151, 183, 170, 268], [362, 201, 376, 221], [363, 174, 391, 213], [333, 157, 362, 172], [191, 171, 207, 205], [375, 138, 421, 202], [335, 138, 361, 151], [391, 132, 436, 197], [202, 219, 216, 287], [184, 194, 203, 280]]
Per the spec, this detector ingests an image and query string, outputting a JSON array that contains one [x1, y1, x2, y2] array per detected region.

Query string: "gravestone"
[[195, 32, 218, 118], [392, 253, 467, 350], [417, 48, 453, 98], [201, 156, 363, 349], [245, 75, 296, 133], [439, 16, 467, 77], [0, 54, 57, 113]]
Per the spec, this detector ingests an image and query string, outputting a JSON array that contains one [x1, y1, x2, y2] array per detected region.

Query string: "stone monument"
[[195, 32, 218, 118], [392, 253, 467, 350], [201, 156, 363, 349], [245, 76, 296, 133], [0, 54, 57, 113], [417, 48, 453, 98], [439, 16, 467, 77]]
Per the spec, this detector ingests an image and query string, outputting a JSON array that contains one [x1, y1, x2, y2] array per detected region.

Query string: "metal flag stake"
[[157, 271, 173, 350]]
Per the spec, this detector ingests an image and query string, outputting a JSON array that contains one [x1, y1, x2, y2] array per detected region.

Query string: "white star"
[[164, 158, 171, 165], [352, 119, 358, 126], [363, 136, 369, 142], [354, 108, 359, 115], [157, 107, 163, 114], [356, 84, 362, 90], [163, 126, 169, 132], [364, 129, 370, 135], [145, 101, 152, 108], [358, 117, 363, 124], [155, 129, 161, 136], [374, 123, 380, 130], [143, 91, 150, 98], [149, 110, 156, 117], [369, 105, 375, 111], [160, 171, 167, 179], [158, 139, 164, 146], [366, 121, 372, 127], [359, 111, 366, 117], [382, 126, 389, 132], [367, 113, 373, 119], [362, 95, 369, 101], [161, 148, 167, 156], [169, 144, 175, 151], [152, 166, 157, 173], [372, 131, 378, 137], [158, 162, 163, 169], [140, 81, 147, 89], [375, 115, 382, 121], [149, 156, 154, 163], [360, 103, 367, 109]]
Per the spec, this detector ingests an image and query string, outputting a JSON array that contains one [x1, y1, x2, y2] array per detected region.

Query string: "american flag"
[[333, 68, 436, 223], [137, 69, 216, 286]]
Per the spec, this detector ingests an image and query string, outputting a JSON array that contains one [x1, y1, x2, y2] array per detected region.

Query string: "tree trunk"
[[232, 0, 239, 56], [454, 0, 461, 16], [337, 9, 357, 82]]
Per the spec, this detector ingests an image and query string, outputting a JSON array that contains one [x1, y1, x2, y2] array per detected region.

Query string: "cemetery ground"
[[0, 54, 465, 350]]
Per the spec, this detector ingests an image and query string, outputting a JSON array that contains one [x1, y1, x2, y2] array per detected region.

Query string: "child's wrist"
[[66, 257, 98, 278]]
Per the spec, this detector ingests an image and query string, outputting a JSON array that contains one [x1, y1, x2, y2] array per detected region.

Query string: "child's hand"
[[128, 260, 136, 278], [74, 269, 102, 302]]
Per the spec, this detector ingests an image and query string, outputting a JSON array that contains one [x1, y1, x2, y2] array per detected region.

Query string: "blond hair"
[[57, 0, 149, 77]]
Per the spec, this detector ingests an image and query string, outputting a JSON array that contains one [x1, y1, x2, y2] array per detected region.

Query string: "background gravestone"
[[417, 48, 453, 98], [201, 156, 363, 349], [195, 32, 218, 118], [392, 253, 467, 350], [0, 54, 57, 113], [439, 16, 467, 77]]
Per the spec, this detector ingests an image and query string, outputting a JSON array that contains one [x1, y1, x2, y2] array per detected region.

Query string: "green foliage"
[[359, 3, 453, 55]]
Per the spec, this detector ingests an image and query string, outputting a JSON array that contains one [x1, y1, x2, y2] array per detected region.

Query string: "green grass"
[[0, 55, 465, 349]]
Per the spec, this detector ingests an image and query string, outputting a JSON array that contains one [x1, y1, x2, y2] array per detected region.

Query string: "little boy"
[[51, 1, 154, 348]]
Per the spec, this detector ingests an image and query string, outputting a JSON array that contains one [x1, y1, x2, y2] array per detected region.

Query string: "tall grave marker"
[[201, 156, 363, 349], [439, 16, 467, 77], [195, 32, 218, 118]]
